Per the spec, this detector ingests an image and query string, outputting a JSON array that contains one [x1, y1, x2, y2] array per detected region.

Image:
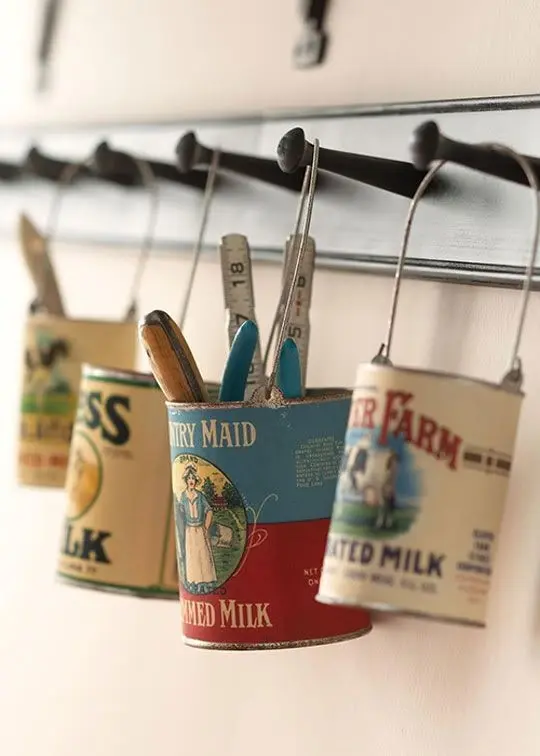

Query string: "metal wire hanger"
[[265, 139, 320, 398], [376, 143, 540, 391], [45, 154, 160, 322]]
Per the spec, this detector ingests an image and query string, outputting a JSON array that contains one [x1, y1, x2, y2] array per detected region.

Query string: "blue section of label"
[[167, 396, 350, 524]]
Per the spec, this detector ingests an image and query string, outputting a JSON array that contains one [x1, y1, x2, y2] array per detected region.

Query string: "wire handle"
[[263, 166, 311, 372], [45, 155, 160, 322], [378, 144, 540, 390], [266, 140, 320, 397], [178, 150, 221, 330]]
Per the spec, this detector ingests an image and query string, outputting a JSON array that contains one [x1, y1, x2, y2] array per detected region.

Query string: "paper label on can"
[[58, 373, 177, 595], [19, 322, 78, 486], [18, 316, 137, 488], [168, 395, 371, 647], [318, 366, 522, 625]]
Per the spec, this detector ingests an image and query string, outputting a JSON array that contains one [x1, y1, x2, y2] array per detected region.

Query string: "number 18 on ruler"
[[219, 234, 264, 399]]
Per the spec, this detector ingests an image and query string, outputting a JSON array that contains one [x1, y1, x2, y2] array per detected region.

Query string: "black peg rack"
[[2, 94, 540, 289]]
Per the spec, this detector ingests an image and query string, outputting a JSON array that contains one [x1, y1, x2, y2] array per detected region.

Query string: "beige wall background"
[[1, 2, 540, 755], [1, 0, 540, 126]]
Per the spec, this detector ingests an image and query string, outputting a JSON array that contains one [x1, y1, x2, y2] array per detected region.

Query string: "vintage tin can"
[[57, 365, 178, 598], [166, 390, 372, 650], [317, 363, 523, 627], [18, 313, 137, 488]]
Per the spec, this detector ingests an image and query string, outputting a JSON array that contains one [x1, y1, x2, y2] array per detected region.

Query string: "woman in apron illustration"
[[175, 463, 218, 595]]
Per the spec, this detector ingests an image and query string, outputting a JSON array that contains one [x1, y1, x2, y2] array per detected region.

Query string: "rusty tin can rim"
[[181, 624, 372, 651], [357, 362, 525, 398], [166, 386, 351, 411]]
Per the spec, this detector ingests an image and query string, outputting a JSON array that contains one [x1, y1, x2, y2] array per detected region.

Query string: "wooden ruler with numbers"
[[281, 233, 316, 389], [219, 233, 264, 399]]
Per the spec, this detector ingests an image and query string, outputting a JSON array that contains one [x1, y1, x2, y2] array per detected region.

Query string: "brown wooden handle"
[[138, 310, 209, 403]]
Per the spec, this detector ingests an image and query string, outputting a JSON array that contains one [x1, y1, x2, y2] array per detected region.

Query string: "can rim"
[[56, 572, 178, 599], [181, 625, 372, 651], [316, 592, 486, 628], [358, 362, 525, 397], [27, 313, 137, 327], [82, 363, 157, 387], [166, 387, 351, 410]]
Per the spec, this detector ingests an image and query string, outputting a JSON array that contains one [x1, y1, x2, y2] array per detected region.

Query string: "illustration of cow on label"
[[338, 427, 422, 539], [24, 329, 71, 415], [346, 439, 400, 531]]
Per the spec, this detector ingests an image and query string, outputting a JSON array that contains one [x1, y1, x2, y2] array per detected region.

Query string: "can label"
[[168, 393, 371, 648], [58, 369, 177, 596], [19, 321, 78, 487], [317, 365, 522, 625], [18, 315, 136, 488]]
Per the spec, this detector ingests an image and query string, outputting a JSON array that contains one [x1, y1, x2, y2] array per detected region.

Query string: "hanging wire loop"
[[266, 139, 320, 397], [46, 154, 160, 322], [263, 165, 311, 372], [177, 149, 221, 330], [378, 145, 539, 390]]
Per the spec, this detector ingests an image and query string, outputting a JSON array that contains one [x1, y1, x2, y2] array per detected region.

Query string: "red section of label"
[[179, 518, 371, 647]]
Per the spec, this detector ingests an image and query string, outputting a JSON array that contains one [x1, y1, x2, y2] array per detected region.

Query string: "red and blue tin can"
[[166, 388, 372, 650]]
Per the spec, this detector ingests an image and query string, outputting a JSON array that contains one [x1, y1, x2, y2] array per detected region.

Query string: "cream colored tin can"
[[316, 142, 540, 626], [317, 364, 523, 626], [18, 314, 137, 488], [57, 365, 177, 598]]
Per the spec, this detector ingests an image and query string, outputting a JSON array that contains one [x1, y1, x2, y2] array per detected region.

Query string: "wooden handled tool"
[[19, 213, 65, 316], [138, 310, 209, 403]]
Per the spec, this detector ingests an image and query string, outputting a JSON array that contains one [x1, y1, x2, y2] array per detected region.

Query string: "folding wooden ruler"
[[280, 233, 316, 390], [219, 234, 264, 399]]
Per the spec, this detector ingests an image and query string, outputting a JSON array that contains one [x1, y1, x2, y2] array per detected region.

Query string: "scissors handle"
[[277, 338, 302, 399]]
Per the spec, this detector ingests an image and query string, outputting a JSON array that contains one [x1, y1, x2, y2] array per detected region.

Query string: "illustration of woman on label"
[[174, 462, 218, 595]]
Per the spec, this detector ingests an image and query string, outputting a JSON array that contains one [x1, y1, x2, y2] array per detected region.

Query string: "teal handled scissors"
[[276, 338, 302, 399], [220, 321, 302, 402], [219, 320, 260, 402]]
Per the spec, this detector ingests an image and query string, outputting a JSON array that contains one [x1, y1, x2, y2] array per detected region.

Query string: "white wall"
[[1, 0, 540, 126], [2, 2, 540, 756]]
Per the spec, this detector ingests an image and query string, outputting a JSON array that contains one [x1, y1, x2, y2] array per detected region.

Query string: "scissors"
[[220, 321, 301, 402]]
